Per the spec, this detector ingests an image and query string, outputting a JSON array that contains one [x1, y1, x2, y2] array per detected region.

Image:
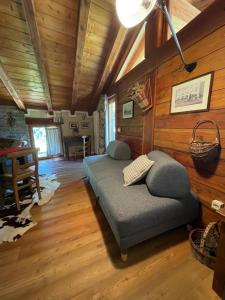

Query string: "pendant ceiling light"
[[116, 0, 197, 72]]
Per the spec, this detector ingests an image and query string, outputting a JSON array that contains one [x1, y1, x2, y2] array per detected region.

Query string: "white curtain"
[[46, 127, 62, 156]]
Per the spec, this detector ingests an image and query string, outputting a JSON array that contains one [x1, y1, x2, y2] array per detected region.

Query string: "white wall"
[[60, 111, 94, 154], [25, 109, 94, 155]]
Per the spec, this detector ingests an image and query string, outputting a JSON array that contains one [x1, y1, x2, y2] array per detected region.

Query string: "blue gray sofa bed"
[[83, 141, 199, 261]]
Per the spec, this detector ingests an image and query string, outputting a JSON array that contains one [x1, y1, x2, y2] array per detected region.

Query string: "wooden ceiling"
[[0, 0, 130, 112], [0, 0, 215, 112]]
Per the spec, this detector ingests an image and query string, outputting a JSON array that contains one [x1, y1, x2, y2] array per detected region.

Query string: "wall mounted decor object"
[[69, 122, 79, 134], [80, 122, 89, 129], [123, 101, 134, 119], [6, 112, 16, 128], [189, 120, 221, 165], [128, 75, 152, 113], [170, 73, 213, 114]]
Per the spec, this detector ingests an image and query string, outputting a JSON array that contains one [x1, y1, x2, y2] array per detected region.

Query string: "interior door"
[[30, 125, 63, 159]]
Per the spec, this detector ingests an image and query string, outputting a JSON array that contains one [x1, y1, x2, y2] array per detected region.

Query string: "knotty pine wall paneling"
[[154, 23, 225, 225], [116, 77, 144, 158], [108, 0, 225, 224], [113, 9, 166, 158]]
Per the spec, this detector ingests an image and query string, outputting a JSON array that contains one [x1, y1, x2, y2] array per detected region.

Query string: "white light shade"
[[116, 0, 157, 28]]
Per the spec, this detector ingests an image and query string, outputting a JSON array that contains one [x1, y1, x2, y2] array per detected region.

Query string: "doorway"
[[31, 126, 63, 159], [106, 95, 116, 146]]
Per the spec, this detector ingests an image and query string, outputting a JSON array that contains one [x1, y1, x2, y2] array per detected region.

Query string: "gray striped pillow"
[[123, 155, 154, 187]]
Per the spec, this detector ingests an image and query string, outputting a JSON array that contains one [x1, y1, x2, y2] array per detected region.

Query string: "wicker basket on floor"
[[189, 228, 217, 270]]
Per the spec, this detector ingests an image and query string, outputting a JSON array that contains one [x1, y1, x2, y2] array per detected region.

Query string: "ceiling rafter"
[[72, 0, 91, 107], [22, 0, 53, 112], [91, 26, 128, 109], [89, 24, 143, 112], [108, 24, 143, 88], [0, 63, 26, 111]]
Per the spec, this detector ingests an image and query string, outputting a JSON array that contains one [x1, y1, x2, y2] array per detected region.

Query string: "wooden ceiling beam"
[[22, 0, 53, 112], [90, 26, 128, 110], [72, 0, 91, 107], [0, 63, 26, 111], [89, 24, 142, 112], [108, 24, 143, 88]]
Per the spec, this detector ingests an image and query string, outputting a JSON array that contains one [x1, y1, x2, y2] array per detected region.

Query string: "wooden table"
[[63, 136, 91, 160], [213, 207, 225, 300]]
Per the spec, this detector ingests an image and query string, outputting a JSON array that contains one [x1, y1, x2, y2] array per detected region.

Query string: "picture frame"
[[123, 101, 134, 119], [80, 121, 89, 129], [170, 73, 213, 114], [69, 122, 78, 129]]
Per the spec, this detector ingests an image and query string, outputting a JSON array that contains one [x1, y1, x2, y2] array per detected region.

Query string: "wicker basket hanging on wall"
[[127, 75, 152, 113], [189, 120, 221, 164]]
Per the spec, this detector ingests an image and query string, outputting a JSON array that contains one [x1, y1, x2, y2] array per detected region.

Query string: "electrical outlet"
[[211, 200, 225, 210]]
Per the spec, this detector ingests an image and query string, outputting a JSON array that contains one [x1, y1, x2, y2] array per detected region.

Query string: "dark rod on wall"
[[158, 0, 197, 72]]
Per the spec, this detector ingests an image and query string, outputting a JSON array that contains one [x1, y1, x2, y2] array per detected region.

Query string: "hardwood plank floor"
[[0, 158, 220, 300]]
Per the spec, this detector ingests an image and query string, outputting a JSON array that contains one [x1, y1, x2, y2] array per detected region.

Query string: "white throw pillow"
[[123, 155, 154, 187]]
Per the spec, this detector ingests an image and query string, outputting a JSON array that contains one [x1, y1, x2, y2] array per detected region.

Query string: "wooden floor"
[[0, 159, 220, 300]]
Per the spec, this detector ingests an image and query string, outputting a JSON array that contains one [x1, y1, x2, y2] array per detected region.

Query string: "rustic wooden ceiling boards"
[[0, 63, 26, 110], [34, 0, 79, 110], [22, 0, 53, 112], [0, 0, 46, 109], [0, 0, 129, 112], [77, 0, 120, 103], [0, 80, 15, 105], [72, 0, 91, 107]]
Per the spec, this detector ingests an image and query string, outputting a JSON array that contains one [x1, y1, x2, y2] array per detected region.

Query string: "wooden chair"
[[3, 148, 41, 211]]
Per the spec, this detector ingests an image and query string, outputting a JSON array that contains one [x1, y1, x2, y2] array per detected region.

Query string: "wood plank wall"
[[115, 71, 155, 158], [154, 24, 225, 225], [116, 78, 144, 158], [111, 1, 225, 224]]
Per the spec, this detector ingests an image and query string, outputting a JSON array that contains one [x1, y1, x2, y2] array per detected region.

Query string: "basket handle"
[[192, 120, 220, 143]]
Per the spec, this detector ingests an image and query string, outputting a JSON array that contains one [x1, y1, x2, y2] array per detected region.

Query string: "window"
[[116, 23, 146, 81], [105, 95, 116, 146], [168, 0, 215, 39]]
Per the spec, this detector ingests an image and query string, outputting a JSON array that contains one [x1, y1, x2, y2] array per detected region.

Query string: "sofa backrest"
[[146, 150, 190, 198], [106, 140, 131, 160]]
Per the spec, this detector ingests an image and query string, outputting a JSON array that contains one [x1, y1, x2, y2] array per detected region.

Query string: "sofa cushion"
[[83, 153, 199, 250], [123, 155, 154, 187], [106, 141, 114, 155], [146, 150, 190, 198], [83, 154, 132, 196], [87, 157, 131, 182], [97, 175, 199, 242], [106, 140, 131, 160]]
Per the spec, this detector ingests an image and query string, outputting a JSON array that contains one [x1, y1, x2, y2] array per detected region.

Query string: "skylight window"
[[116, 23, 146, 81], [168, 0, 215, 38]]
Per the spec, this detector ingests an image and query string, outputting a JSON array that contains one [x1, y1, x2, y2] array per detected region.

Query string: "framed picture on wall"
[[80, 121, 89, 129], [123, 101, 134, 119], [170, 73, 213, 114], [69, 122, 78, 129]]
